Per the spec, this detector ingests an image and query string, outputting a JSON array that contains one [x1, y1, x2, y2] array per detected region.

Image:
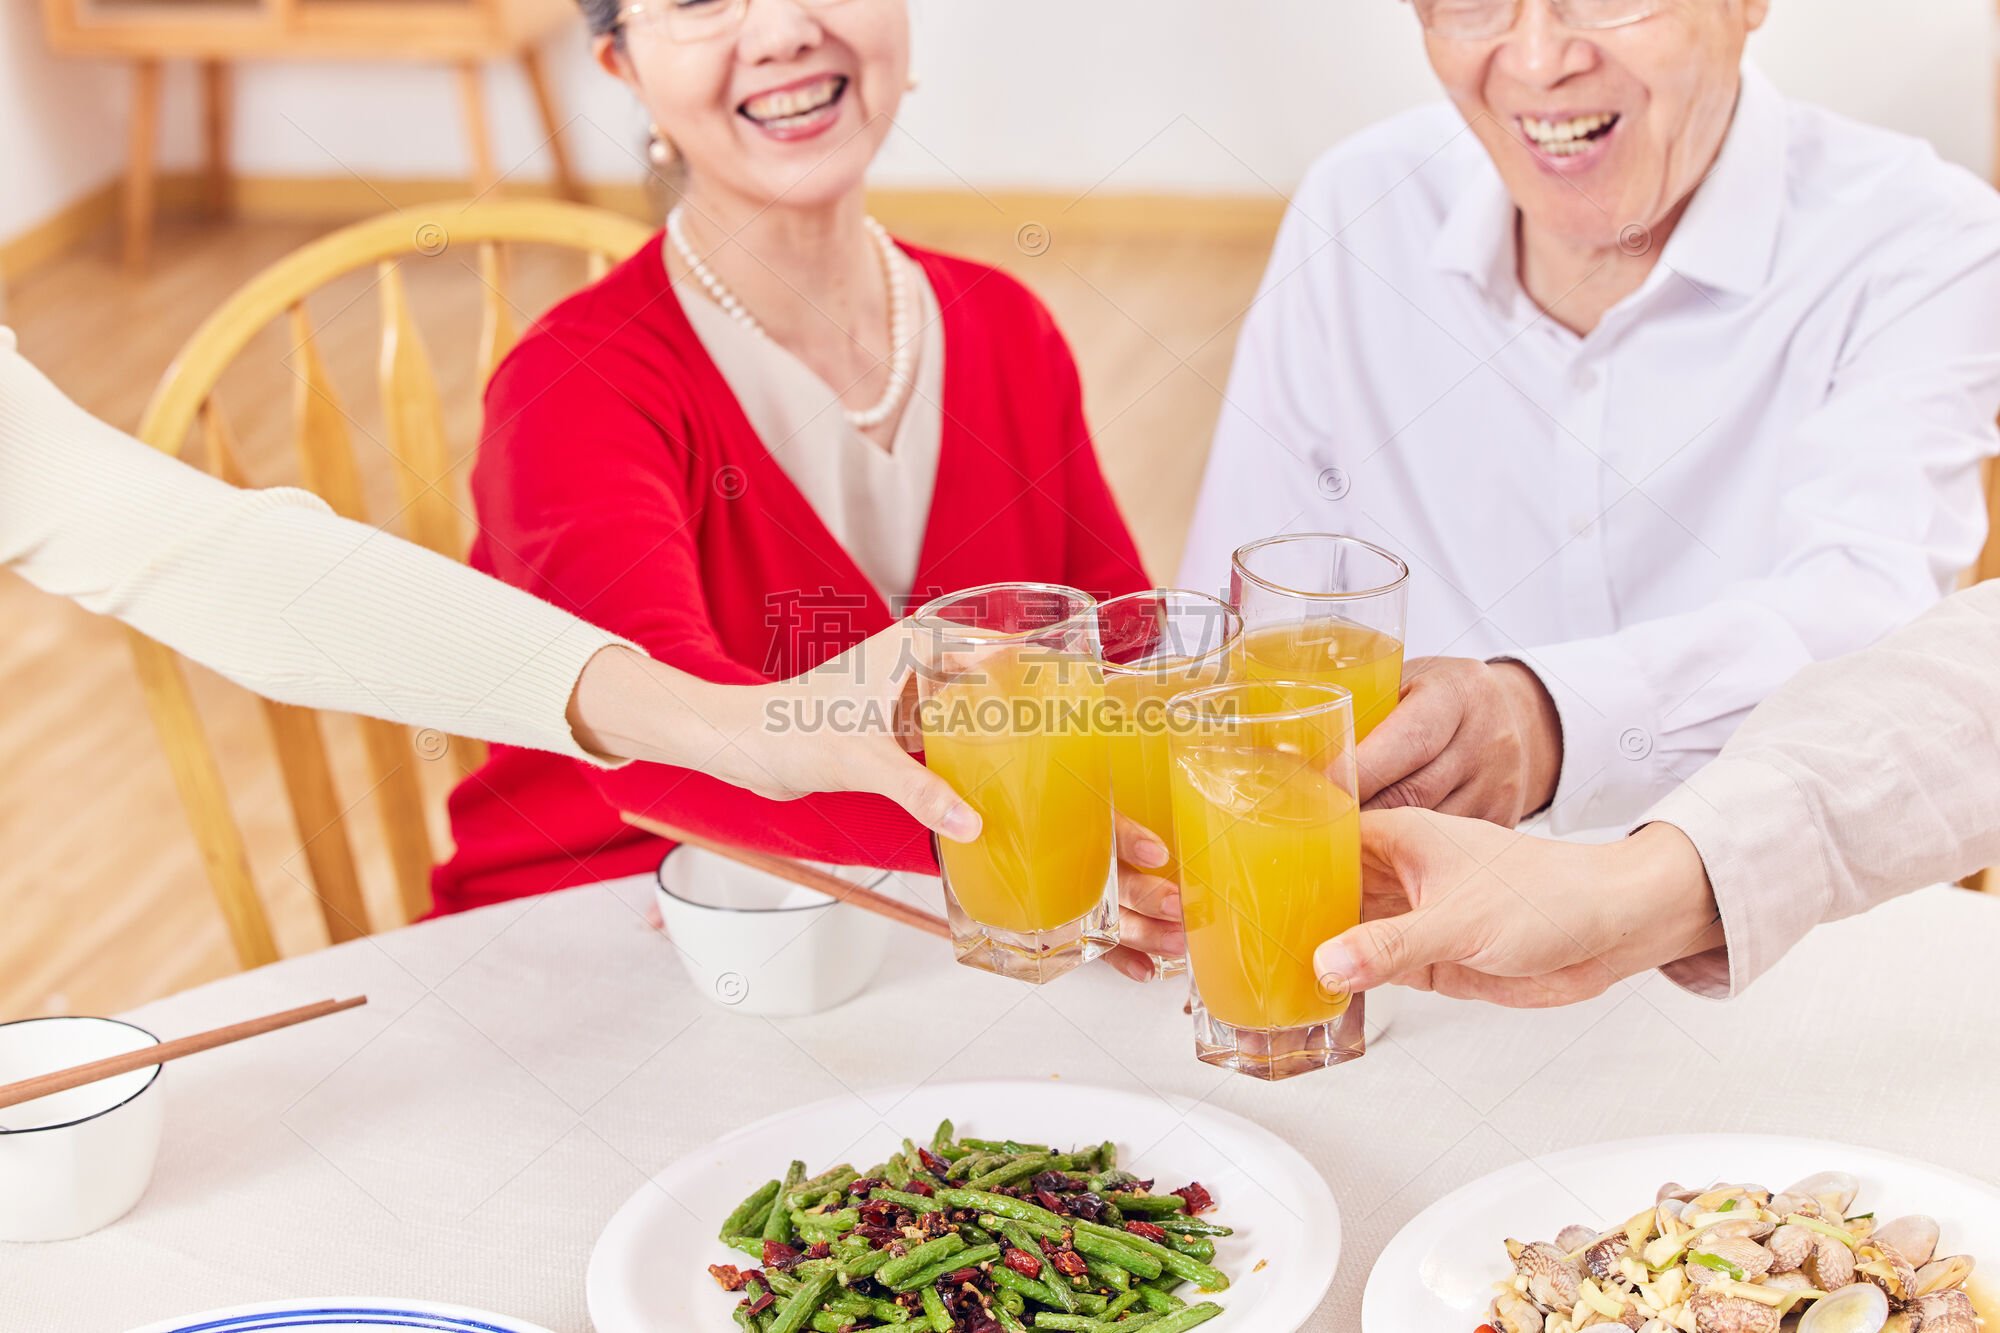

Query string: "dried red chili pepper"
[[1123, 1220, 1169, 1243], [761, 1239, 802, 1270], [1173, 1182, 1215, 1214], [917, 1147, 951, 1177], [1049, 1249, 1089, 1278], [1002, 1248, 1044, 1278], [744, 1290, 776, 1316], [902, 1178, 935, 1198], [806, 1241, 831, 1260], [708, 1264, 748, 1291], [1034, 1188, 1065, 1214]]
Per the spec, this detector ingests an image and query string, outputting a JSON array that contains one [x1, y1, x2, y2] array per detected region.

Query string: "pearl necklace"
[[667, 205, 916, 432]]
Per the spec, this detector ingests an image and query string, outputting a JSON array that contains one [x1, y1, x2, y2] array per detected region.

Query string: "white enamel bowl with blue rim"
[[125, 1298, 555, 1333]]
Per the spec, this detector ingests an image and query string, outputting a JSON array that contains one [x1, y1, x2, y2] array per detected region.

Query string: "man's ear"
[[593, 33, 639, 89]]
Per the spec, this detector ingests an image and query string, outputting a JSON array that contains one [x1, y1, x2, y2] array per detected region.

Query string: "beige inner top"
[[672, 245, 945, 611]]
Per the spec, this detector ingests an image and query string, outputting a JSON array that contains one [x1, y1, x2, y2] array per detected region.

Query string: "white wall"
[[5, 0, 1994, 241], [0, 2, 129, 240]]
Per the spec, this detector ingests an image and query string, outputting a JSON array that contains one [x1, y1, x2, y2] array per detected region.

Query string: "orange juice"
[[1103, 661, 1227, 881], [1238, 619, 1404, 740], [1170, 741, 1361, 1030], [922, 646, 1114, 934]]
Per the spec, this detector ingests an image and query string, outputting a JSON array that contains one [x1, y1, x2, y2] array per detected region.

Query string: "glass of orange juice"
[[1095, 590, 1243, 978], [1230, 534, 1410, 742], [913, 583, 1119, 984], [1167, 680, 1366, 1080]]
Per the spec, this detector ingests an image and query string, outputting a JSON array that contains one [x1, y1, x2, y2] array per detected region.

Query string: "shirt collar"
[[1429, 62, 1787, 301], [1656, 63, 1786, 297]]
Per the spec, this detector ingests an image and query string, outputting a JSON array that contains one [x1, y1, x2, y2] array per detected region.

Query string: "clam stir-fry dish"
[[1483, 1171, 1981, 1333]]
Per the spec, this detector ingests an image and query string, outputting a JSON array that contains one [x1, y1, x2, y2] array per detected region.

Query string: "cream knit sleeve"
[[0, 328, 631, 765]]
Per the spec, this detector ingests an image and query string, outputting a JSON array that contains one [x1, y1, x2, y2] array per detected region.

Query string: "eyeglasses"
[[1407, 0, 1660, 41], [618, 0, 858, 44]]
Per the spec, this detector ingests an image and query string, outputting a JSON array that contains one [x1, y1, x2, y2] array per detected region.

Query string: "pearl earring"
[[647, 125, 677, 169]]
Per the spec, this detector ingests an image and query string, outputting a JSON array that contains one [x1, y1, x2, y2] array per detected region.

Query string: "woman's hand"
[[1103, 814, 1186, 983], [1312, 808, 1723, 1008], [566, 624, 981, 843], [1355, 657, 1563, 824]]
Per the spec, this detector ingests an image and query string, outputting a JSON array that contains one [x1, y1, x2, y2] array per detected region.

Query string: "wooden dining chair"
[[130, 199, 656, 969]]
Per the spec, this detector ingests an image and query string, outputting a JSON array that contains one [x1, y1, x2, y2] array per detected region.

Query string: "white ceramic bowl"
[[654, 849, 898, 1017], [0, 1016, 164, 1241]]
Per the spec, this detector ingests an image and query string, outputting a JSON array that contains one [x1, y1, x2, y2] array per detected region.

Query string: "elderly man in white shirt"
[[1178, 0, 2000, 834]]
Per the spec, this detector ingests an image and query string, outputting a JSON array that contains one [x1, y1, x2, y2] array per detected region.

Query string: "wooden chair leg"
[[519, 46, 582, 202], [127, 631, 278, 968], [201, 60, 233, 218], [456, 61, 500, 195], [124, 59, 163, 270]]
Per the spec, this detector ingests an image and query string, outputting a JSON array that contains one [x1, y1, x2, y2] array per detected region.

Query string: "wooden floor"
[[0, 210, 1272, 1019]]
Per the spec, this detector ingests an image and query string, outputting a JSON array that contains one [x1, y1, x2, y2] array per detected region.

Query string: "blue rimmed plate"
[[126, 1299, 554, 1333]]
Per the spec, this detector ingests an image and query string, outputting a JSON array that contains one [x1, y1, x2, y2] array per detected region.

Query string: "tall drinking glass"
[[1167, 681, 1365, 1080], [1230, 534, 1410, 741], [914, 583, 1120, 984], [1095, 590, 1242, 977]]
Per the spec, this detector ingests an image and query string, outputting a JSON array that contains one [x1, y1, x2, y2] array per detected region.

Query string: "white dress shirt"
[[1179, 65, 2000, 832]]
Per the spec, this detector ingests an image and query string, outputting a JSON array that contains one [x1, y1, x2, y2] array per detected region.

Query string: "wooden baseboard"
[[0, 182, 125, 285], [0, 173, 1289, 284]]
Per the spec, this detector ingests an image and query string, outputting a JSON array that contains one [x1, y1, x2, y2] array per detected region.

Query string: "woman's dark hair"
[[579, 0, 623, 39]]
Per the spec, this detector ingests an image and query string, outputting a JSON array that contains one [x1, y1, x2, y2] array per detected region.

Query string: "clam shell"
[[1767, 1223, 1815, 1273], [1492, 1290, 1544, 1333], [1784, 1171, 1860, 1215], [1512, 1240, 1579, 1310], [1554, 1224, 1598, 1253], [1689, 1290, 1781, 1333], [1871, 1216, 1939, 1267], [1686, 1235, 1774, 1287], [1913, 1253, 1975, 1297], [1796, 1282, 1890, 1333], [1912, 1290, 1978, 1333], [1805, 1233, 1858, 1292]]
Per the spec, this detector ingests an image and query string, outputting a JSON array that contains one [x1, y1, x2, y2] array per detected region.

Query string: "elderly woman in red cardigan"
[[431, 0, 1177, 978]]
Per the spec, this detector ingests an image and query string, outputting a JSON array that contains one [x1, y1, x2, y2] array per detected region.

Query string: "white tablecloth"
[[7, 881, 2000, 1333]]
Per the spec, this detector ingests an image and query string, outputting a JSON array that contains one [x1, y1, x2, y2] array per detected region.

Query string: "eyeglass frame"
[[615, 0, 856, 40], [1403, 0, 1662, 40]]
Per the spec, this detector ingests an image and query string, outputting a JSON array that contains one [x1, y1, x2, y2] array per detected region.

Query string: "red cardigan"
[[430, 236, 1150, 913]]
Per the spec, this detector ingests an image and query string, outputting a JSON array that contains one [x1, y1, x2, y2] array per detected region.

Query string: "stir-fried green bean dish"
[[708, 1120, 1232, 1332]]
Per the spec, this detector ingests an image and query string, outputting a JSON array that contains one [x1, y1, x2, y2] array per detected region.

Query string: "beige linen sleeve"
[[1642, 579, 2000, 997], [0, 327, 633, 763]]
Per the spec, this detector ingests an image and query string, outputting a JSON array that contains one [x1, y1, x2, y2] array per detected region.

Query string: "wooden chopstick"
[[621, 812, 951, 940], [0, 996, 368, 1112]]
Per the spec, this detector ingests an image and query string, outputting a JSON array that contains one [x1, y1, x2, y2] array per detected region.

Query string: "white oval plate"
[[588, 1079, 1339, 1333], [1362, 1133, 2000, 1331], [127, 1298, 553, 1333]]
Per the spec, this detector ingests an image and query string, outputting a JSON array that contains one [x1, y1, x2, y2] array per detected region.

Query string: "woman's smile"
[[738, 72, 850, 142]]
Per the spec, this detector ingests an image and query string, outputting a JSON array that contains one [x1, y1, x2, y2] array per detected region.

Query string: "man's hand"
[[1355, 657, 1564, 824], [1312, 808, 1722, 1008]]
